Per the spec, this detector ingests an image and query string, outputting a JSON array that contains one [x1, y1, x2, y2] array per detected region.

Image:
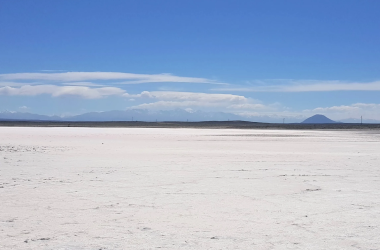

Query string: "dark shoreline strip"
[[1, 120, 380, 130]]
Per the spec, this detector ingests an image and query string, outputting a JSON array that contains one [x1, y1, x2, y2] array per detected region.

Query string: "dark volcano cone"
[[301, 114, 337, 124]]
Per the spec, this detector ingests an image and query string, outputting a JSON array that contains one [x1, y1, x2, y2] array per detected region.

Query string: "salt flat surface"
[[1, 127, 380, 250]]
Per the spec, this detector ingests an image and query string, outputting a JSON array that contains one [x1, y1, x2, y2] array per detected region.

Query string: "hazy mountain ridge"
[[0, 109, 242, 122], [67, 109, 243, 122], [0, 111, 61, 121]]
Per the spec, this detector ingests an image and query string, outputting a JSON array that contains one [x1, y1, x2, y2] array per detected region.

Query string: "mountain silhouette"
[[0, 109, 242, 122], [0, 109, 306, 123], [0, 111, 60, 121], [301, 114, 337, 124]]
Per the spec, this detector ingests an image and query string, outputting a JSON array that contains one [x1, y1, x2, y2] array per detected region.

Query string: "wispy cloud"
[[18, 106, 30, 111], [0, 85, 125, 99], [126, 91, 270, 111], [0, 72, 223, 85], [0, 81, 39, 87], [227, 103, 267, 110], [125, 91, 248, 103], [213, 80, 380, 92], [61, 82, 105, 87]]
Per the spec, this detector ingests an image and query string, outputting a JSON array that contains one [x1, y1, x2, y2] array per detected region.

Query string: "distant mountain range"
[[1, 110, 379, 124], [0, 109, 243, 122], [0, 109, 303, 123], [68, 109, 243, 122], [0, 111, 62, 121]]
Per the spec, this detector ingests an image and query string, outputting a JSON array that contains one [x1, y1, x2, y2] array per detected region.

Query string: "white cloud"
[[0, 85, 125, 99], [126, 91, 271, 112], [312, 105, 360, 112], [129, 101, 208, 110], [227, 103, 267, 110], [0, 81, 36, 87], [352, 103, 380, 109], [126, 91, 248, 103], [214, 80, 380, 92], [18, 106, 30, 111], [130, 100, 262, 110], [61, 82, 105, 87], [0, 72, 223, 85]]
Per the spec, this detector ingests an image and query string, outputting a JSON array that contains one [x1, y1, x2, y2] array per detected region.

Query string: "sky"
[[1, 0, 380, 121]]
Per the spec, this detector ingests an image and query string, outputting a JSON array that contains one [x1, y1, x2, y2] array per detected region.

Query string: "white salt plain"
[[1, 127, 380, 250]]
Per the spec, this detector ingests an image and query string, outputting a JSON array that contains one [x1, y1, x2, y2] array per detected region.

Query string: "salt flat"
[[1, 127, 380, 250]]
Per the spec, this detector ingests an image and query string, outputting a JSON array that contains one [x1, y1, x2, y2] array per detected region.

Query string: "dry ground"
[[1, 127, 380, 249]]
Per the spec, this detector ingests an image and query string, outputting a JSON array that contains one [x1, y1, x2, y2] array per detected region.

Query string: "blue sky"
[[1, 0, 380, 120]]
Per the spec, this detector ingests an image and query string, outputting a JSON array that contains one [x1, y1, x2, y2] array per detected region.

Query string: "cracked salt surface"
[[0, 127, 380, 249]]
